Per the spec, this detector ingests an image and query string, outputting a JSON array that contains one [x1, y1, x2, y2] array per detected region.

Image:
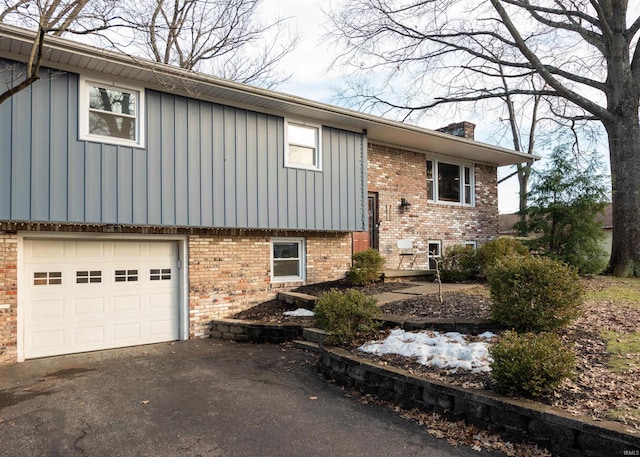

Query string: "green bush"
[[487, 256, 584, 332], [490, 330, 576, 397], [314, 289, 381, 345], [347, 248, 385, 285], [475, 238, 529, 277], [439, 244, 480, 282]]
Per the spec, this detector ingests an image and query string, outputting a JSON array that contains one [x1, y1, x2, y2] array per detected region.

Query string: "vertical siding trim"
[[0, 65, 12, 219], [361, 132, 368, 231]]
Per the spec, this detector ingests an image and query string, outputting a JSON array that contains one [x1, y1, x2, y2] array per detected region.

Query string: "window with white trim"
[[79, 76, 145, 147], [427, 240, 442, 270], [285, 121, 321, 170], [426, 160, 474, 205], [271, 238, 306, 282], [464, 241, 477, 250]]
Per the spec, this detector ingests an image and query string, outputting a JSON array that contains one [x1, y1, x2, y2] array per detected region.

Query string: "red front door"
[[353, 193, 379, 254]]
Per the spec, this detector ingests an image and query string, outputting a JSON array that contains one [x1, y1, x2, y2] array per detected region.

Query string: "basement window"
[[271, 238, 306, 282]]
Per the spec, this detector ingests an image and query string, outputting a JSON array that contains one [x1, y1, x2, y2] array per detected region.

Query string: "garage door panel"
[[113, 295, 141, 312], [113, 322, 141, 340], [149, 320, 176, 336], [114, 243, 142, 258], [24, 238, 181, 359], [31, 299, 65, 319], [30, 329, 65, 351], [74, 241, 105, 257], [148, 293, 174, 309], [74, 326, 105, 344], [29, 240, 65, 257], [74, 297, 106, 315]]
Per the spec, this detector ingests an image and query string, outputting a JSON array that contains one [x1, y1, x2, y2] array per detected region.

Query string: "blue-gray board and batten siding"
[[0, 60, 367, 232]]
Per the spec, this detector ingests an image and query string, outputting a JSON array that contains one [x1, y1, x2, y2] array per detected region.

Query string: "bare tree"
[[114, 0, 298, 88], [329, 0, 640, 277], [0, 0, 118, 104]]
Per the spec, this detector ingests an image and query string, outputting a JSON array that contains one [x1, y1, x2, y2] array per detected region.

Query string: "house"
[[0, 24, 533, 364]]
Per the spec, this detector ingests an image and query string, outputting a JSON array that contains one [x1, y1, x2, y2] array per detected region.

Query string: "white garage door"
[[23, 238, 181, 359]]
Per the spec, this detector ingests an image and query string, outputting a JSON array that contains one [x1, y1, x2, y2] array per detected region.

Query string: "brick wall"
[[0, 224, 351, 364], [188, 231, 351, 338], [368, 143, 498, 268], [0, 232, 17, 365], [436, 121, 476, 139]]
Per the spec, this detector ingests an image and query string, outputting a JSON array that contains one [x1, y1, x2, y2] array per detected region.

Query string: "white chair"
[[396, 239, 426, 269]]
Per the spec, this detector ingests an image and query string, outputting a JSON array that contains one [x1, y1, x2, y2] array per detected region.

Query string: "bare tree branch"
[[328, 0, 640, 276], [115, 0, 299, 88], [0, 0, 121, 104]]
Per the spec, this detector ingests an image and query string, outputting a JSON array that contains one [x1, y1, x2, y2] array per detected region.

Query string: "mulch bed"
[[293, 279, 414, 296], [380, 290, 492, 319], [232, 279, 414, 322]]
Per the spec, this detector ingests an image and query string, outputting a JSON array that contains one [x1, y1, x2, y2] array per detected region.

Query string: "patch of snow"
[[358, 329, 495, 373], [283, 308, 315, 317]]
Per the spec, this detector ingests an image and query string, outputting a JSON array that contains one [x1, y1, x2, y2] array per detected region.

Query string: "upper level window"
[[285, 121, 321, 171], [79, 76, 145, 147], [426, 160, 474, 205]]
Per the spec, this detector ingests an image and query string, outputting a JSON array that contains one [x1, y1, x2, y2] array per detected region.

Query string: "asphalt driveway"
[[0, 340, 504, 457]]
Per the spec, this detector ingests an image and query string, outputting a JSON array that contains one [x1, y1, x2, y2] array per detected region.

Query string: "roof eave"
[[0, 23, 537, 167]]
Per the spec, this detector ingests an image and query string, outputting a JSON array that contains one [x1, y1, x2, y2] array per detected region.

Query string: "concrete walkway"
[[375, 282, 480, 305], [0, 340, 505, 457]]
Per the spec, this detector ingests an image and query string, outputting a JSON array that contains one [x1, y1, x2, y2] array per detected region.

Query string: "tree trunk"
[[517, 163, 530, 235], [604, 112, 640, 277]]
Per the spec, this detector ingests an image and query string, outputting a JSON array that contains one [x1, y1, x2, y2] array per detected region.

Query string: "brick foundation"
[[188, 231, 351, 338], [0, 223, 351, 364], [368, 143, 498, 267], [0, 232, 18, 365]]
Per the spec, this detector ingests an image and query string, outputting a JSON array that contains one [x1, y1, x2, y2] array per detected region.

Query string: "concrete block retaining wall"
[[210, 319, 306, 344], [318, 345, 640, 457]]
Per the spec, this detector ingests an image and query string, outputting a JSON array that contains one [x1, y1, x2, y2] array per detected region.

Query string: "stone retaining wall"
[[210, 319, 307, 344], [318, 345, 640, 457]]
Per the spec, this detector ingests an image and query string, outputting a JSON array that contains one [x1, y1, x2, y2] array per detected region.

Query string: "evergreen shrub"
[[439, 244, 480, 282], [490, 330, 576, 397], [487, 256, 584, 332], [314, 289, 381, 345], [475, 237, 529, 277], [347, 248, 385, 285]]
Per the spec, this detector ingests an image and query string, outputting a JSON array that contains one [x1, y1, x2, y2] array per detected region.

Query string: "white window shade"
[[286, 121, 321, 170]]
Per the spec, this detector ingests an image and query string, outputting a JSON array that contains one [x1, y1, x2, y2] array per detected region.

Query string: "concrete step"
[[383, 269, 434, 282], [292, 340, 320, 353], [278, 291, 318, 308], [302, 327, 329, 344]]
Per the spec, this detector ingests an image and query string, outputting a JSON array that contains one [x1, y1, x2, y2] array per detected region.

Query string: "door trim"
[[17, 232, 189, 362], [368, 192, 380, 250]]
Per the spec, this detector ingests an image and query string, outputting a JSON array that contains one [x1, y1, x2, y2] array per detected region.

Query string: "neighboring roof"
[[595, 203, 613, 229], [500, 203, 613, 234], [498, 213, 520, 234], [0, 23, 536, 166]]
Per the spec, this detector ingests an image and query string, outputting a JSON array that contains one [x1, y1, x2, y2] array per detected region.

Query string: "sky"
[[259, 0, 525, 214]]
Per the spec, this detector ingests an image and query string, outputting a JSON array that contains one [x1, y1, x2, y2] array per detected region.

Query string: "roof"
[[500, 204, 613, 234], [595, 204, 613, 229], [498, 213, 521, 234], [0, 23, 536, 166]]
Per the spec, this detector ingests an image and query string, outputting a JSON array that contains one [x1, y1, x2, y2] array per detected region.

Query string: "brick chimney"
[[436, 121, 475, 140]]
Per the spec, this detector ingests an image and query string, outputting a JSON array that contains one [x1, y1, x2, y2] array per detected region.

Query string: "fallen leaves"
[[357, 277, 640, 433]]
